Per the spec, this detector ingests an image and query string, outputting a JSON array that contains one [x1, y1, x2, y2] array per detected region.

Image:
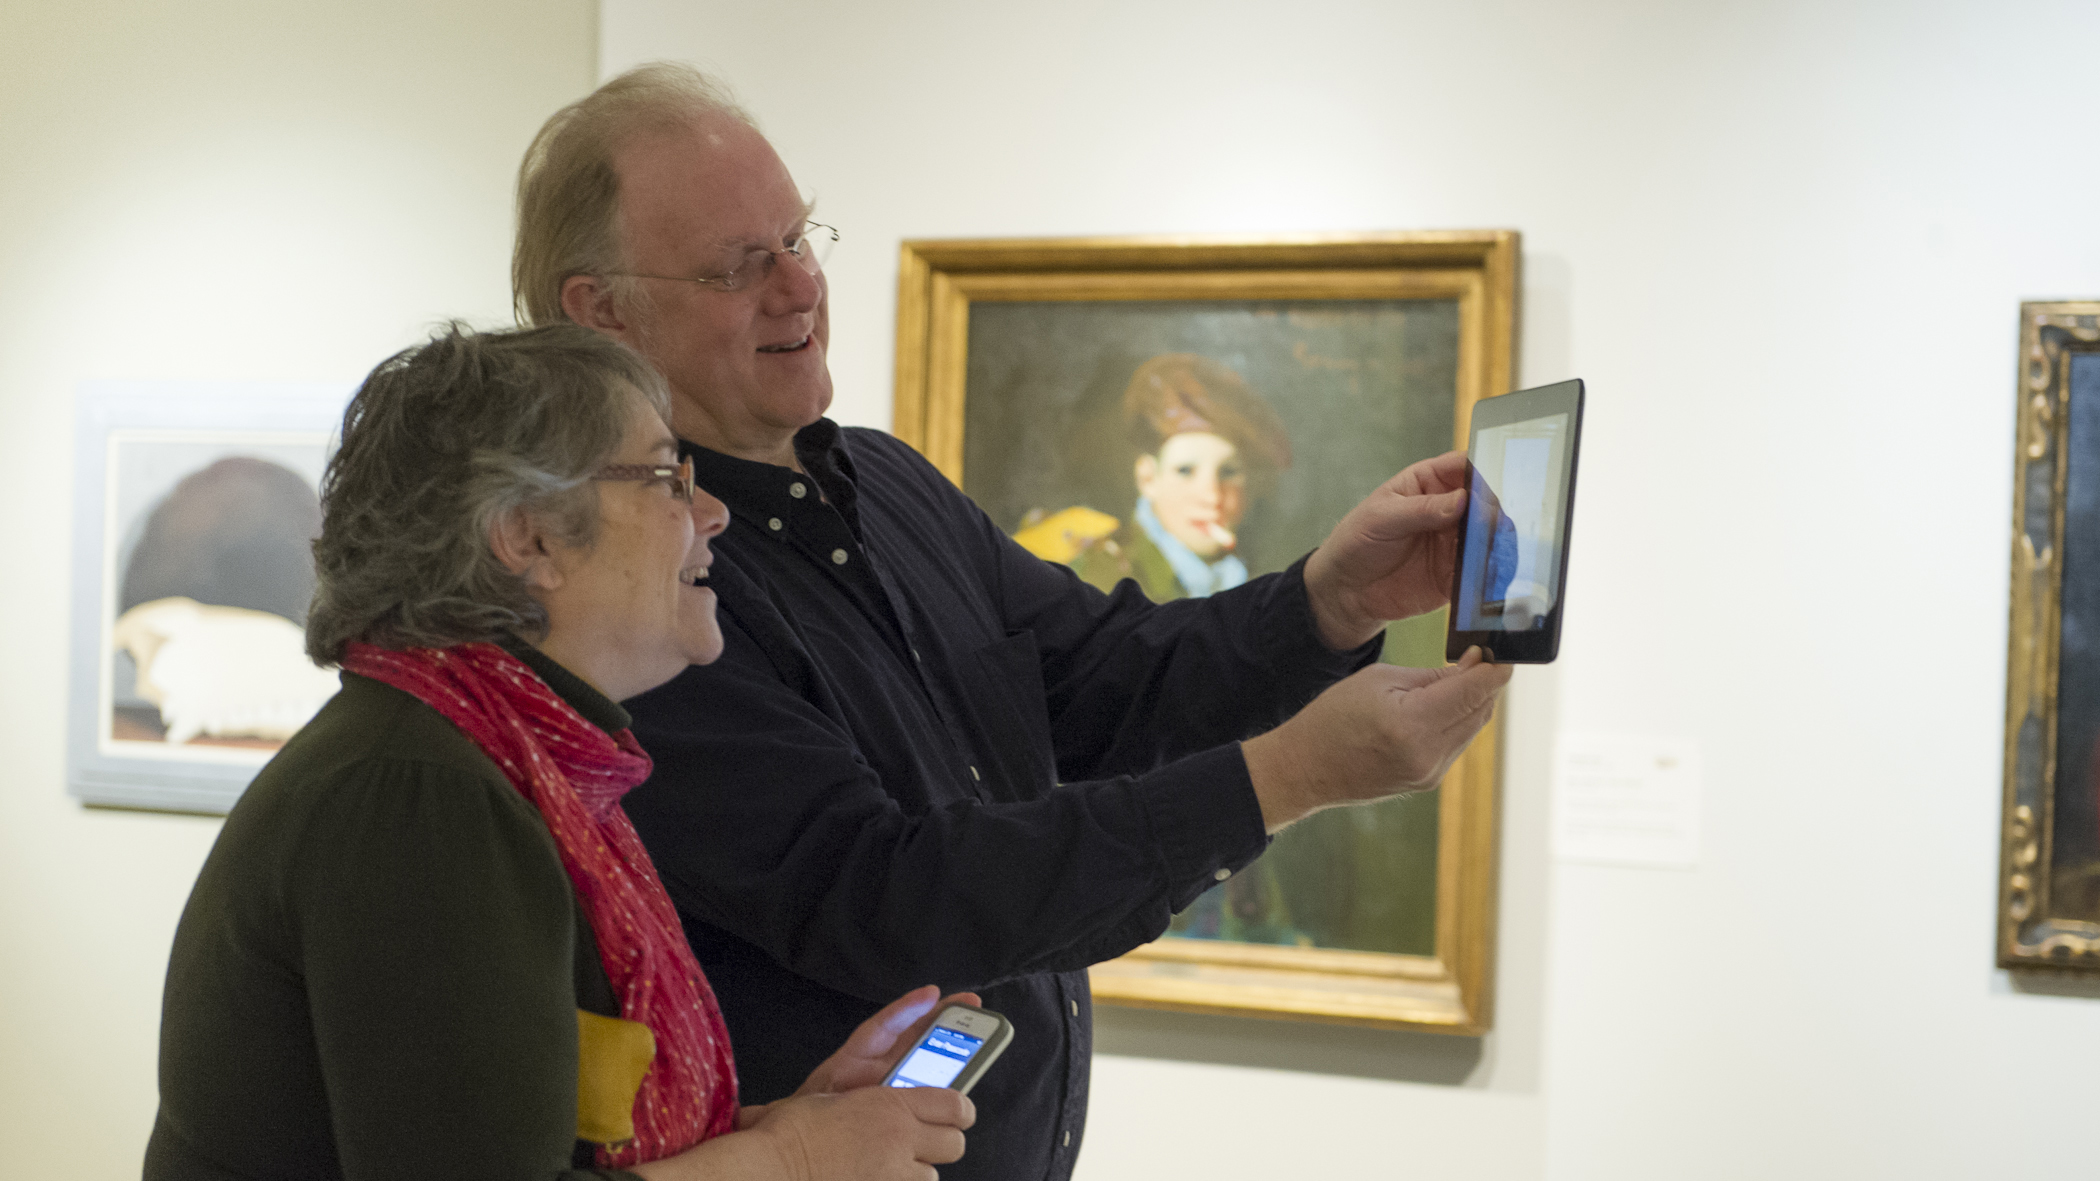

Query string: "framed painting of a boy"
[[894, 232, 1517, 1032]]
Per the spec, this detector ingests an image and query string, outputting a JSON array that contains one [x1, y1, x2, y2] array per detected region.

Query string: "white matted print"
[[69, 382, 351, 813]]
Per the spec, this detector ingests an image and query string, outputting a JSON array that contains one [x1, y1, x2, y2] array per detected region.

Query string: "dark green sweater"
[[145, 646, 646, 1181]]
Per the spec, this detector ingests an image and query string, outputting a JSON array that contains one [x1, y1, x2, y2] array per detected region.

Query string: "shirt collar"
[[682, 418, 862, 531]]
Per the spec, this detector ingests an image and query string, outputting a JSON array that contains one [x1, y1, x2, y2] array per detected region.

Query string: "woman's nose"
[[691, 486, 730, 538]]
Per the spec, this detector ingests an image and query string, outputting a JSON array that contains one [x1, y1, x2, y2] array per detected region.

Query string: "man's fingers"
[[1392, 449, 1469, 496], [1370, 661, 1506, 786], [1358, 644, 1487, 695], [1440, 662, 1513, 727], [1396, 657, 1511, 732], [1360, 486, 1465, 541], [1364, 663, 1448, 692], [1447, 655, 1514, 705], [1419, 449, 1470, 493]]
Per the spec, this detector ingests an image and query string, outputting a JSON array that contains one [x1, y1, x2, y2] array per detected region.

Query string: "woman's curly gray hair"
[[306, 322, 670, 664]]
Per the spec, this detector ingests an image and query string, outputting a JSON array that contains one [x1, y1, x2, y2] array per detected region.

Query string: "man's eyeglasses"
[[593, 458, 696, 503], [613, 222, 839, 294]]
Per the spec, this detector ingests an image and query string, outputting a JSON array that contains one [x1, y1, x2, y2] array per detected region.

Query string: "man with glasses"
[[515, 63, 1510, 1181]]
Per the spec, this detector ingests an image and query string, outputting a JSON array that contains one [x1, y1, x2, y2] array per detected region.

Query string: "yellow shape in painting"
[[1012, 506, 1120, 563]]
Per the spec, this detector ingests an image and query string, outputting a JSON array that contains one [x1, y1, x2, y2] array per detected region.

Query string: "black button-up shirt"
[[622, 421, 1376, 1181]]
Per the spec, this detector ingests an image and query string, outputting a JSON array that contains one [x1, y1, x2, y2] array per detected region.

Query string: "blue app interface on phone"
[[888, 1025, 983, 1088]]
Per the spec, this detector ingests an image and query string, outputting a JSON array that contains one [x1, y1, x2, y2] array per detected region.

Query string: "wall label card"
[[1553, 732, 1703, 868]]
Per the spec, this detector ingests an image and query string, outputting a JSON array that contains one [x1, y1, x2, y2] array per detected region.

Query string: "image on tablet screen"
[[1454, 413, 1571, 632]]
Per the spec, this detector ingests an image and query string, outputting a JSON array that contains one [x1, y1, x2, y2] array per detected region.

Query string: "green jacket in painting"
[[1066, 522, 1187, 603]]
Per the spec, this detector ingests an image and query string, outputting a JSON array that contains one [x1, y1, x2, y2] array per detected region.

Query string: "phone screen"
[[1451, 411, 1574, 633], [886, 1024, 985, 1089]]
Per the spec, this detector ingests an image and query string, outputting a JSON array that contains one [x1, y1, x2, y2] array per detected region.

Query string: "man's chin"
[[668, 376, 834, 456], [779, 380, 834, 430]]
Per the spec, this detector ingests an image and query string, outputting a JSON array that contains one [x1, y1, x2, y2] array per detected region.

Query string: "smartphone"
[[881, 1003, 1014, 1096], [1446, 378, 1585, 664]]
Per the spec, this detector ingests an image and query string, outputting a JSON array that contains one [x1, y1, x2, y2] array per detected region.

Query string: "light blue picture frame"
[[67, 381, 350, 814]]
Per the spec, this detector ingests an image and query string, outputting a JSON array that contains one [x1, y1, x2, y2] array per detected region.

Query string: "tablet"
[[1445, 379, 1584, 663]]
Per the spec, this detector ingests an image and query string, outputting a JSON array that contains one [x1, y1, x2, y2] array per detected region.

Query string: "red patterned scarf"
[[340, 641, 737, 1168]]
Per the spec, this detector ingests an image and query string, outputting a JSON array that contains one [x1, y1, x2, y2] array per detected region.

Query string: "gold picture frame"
[[892, 232, 1518, 1032], [2000, 300, 2100, 972]]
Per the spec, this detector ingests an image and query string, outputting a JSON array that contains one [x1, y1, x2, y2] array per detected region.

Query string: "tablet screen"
[[1452, 412, 1573, 631], [1447, 379, 1583, 662]]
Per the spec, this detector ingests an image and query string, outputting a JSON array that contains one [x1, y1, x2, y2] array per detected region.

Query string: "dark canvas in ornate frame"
[[2000, 301, 2100, 971]]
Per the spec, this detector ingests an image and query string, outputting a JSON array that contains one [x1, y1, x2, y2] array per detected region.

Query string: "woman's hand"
[[742, 1086, 974, 1181], [633, 986, 982, 1181], [632, 1083, 974, 1181], [792, 985, 983, 1098], [735, 984, 980, 1130]]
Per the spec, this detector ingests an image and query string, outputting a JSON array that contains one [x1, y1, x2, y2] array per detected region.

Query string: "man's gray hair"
[[306, 322, 671, 663], [513, 61, 756, 327]]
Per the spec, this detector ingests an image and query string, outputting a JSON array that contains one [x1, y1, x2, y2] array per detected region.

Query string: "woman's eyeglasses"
[[593, 458, 696, 503]]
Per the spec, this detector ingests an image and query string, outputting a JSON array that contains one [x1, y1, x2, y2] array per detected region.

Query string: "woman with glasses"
[[146, 324, 973, 1181]]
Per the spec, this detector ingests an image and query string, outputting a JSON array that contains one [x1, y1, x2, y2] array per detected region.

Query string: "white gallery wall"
[[0, 2, 596, 1174], [598, 2, 2100, 1179]]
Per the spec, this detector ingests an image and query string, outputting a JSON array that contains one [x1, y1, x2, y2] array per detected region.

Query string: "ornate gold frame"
[[2000, 301, 2100, 971], [892, 232, 1518, 1032]]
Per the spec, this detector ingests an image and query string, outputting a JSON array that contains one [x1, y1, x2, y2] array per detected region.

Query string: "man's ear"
[[560, 274, 633, 339], [489, 507, 564, 592]]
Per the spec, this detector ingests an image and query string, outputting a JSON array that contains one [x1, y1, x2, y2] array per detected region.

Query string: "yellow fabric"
[[575, 1009, 655, 1146], [1012, 506, 1119, 563]]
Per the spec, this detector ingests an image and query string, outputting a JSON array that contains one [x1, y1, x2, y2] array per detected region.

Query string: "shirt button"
[[831, 548, 849, 565], [1069, 999, 1078, 1017], [969, 765, 981, 781], [1063, 1131, 1072, 1148], [789, 481, 808, 499], [912, 648, 922, 662], [1214, 868, 1232, 881], [767, 517, 783, 531]]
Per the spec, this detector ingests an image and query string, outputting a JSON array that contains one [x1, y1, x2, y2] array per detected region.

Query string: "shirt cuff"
[[1266, 553, 1386, 671], [1139, 742, 1272, 901]]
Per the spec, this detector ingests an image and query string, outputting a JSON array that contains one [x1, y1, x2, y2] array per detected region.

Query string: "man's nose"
[[760, 250, 823, 314]]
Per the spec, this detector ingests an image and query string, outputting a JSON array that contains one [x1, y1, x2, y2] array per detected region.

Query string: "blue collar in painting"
[[1135, 496, 1247, 598]]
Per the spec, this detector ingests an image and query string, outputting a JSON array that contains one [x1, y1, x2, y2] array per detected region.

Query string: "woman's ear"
[[488, 507, 564, 592]]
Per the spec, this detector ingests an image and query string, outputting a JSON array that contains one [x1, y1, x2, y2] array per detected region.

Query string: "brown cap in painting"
[[1121, 353, 1292, 476]]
